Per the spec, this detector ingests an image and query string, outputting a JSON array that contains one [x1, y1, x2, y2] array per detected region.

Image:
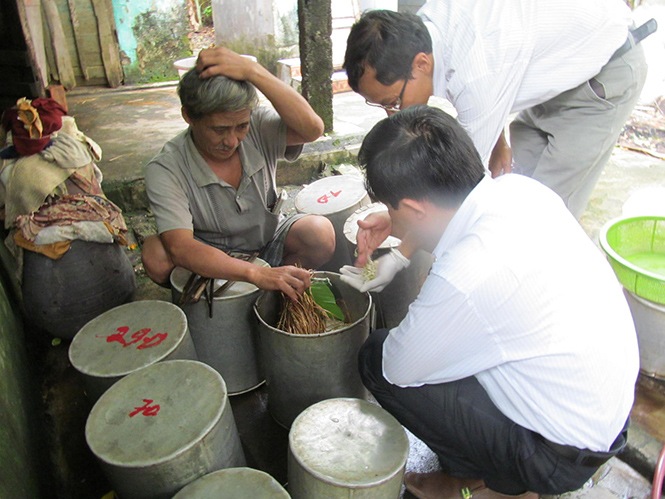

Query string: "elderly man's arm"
[[159, 229, 312, 302], [196, 47, 324, 145]]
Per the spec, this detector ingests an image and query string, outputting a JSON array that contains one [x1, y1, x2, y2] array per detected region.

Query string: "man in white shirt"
[[344, 0, 651, 218], [345, 105, 639, 498]]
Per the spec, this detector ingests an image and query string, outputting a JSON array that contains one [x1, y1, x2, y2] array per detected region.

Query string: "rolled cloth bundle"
[[1, 97, 68, 156]]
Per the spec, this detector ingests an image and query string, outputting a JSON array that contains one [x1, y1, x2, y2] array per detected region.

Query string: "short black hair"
[[359, 105, 485, 209], [343, 10, 432, 92]]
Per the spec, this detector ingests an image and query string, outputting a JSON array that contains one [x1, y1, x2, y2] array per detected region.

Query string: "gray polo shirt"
[[145, 107, 302, 253]]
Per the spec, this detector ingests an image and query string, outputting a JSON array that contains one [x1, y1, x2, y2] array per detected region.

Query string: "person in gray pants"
[[344, 0, 653, 219]]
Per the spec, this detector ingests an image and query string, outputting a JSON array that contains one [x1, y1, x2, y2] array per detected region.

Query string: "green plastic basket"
[[599, 215, 665, 305]]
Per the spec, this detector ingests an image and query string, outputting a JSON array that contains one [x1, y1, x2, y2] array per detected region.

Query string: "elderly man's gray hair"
[[178, 68, 259, 120]]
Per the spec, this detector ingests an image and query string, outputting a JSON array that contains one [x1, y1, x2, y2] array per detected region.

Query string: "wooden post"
[[42, 0, 77, 90], [298, 0, 333, 133], [66, 0, 90, 80], [90, 0, 123, 88], [16, 0, 49, 91]]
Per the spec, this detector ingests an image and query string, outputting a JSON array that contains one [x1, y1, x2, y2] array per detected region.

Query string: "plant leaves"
[[309, 280, 345, 321]]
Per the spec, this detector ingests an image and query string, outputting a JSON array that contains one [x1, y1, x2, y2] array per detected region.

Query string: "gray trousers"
[[510, 45, 648, 218]]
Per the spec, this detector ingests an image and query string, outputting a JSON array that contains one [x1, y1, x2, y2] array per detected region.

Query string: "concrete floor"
[[27, 76, 665, 497]]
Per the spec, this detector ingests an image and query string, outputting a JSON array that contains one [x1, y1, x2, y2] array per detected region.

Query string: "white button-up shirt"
[[418, 0, 632, 164], [383, 174, 639, 451]]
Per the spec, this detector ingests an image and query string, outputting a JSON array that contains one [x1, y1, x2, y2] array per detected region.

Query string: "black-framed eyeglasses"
[[365, 77, 409, 112]]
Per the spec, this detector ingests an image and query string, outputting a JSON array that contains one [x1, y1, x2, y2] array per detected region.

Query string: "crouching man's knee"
[[284, 215, 336, 269]]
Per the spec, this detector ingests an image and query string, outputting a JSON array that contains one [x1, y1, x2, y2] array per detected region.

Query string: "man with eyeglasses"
[[343, 1, 653, 221], [340, 0, 654, 308]]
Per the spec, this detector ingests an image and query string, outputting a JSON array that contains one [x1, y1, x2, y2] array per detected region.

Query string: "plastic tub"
[[599, 216, 665, 305], [173, 57, 196, 78]]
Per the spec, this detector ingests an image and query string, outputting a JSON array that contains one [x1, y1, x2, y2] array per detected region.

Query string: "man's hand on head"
[[196, 46, 257, 81]]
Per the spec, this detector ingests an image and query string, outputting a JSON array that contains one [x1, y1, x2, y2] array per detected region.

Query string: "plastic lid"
[[69, 300, 188, 378], [295, 175, 367, 216]]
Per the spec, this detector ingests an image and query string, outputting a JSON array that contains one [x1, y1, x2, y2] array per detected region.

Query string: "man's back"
[[383, 174, 639, 451]]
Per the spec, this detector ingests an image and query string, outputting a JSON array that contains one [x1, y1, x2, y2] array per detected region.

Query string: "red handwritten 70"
[[98, 326, 168, 349], [129, 399, 161, 417]]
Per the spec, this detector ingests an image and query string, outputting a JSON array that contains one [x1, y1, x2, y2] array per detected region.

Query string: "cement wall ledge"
[[102, 139, 365, 213]]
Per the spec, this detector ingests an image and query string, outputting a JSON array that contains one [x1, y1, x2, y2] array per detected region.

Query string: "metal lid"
[[343, 202, 401, 248], [170, 258, 269, 299], [289, 398, 409, 487], [173, 468, 290, 498], [68, 300, 188, 378], [86, 360, 226, 467], [295, 175, 367, 216]]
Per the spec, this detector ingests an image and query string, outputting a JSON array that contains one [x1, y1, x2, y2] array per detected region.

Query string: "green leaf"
[[309, 280, 345, 321]]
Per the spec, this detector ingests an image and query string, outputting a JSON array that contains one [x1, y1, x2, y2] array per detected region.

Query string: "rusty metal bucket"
[[170, 261, 269, 395], [253, 272, 371, 427]]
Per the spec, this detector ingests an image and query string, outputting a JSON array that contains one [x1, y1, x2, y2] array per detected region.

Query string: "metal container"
[[85, 360, 245, 499], [172, 467, 290, 498], [625, 290, 665, 379], [68, 300, 197, 402], [288, 398, 409, 499], [295, 175, 371, 272], [170, 260, 269, 395], [254, 272, 371, 428], [344, 203, 435, 329]]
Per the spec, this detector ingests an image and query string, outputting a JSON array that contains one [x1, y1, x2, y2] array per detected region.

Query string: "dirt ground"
[[618, 103, 665, 160]]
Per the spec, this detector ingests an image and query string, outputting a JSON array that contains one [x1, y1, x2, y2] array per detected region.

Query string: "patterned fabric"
[[15, 194, 127, 244]]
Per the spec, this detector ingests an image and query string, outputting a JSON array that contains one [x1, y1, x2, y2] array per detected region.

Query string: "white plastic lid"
[[295, 175, 368, 216]]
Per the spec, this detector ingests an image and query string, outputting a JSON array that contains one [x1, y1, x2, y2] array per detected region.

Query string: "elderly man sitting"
[[141, 47, 335, 300]]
